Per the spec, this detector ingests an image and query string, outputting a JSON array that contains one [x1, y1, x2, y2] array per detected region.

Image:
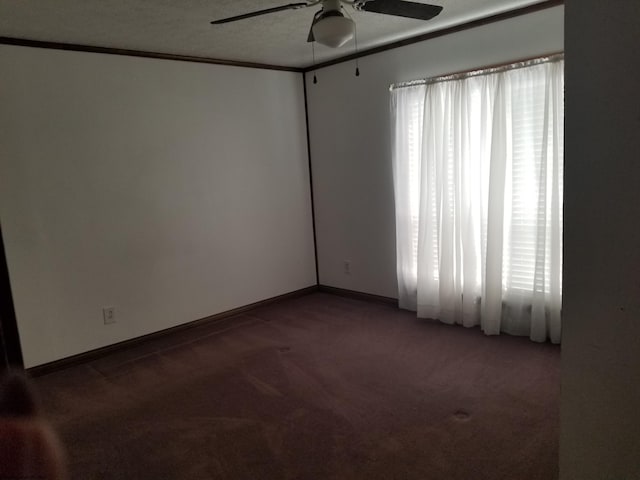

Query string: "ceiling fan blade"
[[360, 0, 443, 21], [211, 2, 309, 25]]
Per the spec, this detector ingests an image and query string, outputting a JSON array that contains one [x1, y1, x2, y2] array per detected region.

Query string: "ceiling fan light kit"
[[312, 15, 355, 48]]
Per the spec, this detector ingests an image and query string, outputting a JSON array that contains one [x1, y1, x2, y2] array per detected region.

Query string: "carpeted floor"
[[33, 292, 560, 479]]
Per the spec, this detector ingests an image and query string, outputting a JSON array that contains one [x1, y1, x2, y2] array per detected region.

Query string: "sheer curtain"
[[391, 57, 563, 343]]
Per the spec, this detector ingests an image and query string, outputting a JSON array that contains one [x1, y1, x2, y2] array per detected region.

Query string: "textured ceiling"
[[0, 0, 547, 68]]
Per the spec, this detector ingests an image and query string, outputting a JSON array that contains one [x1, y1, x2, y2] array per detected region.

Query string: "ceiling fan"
[[211, 0, 443, 48]]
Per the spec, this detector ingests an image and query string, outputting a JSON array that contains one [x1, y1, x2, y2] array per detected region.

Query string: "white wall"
[[561, 1, 640, 478], [0, 46, 316, 368], [305, 6, 564, 298]]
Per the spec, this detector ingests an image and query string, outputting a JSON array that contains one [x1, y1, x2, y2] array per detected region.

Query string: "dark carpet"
[[33, 292, 560, 479]]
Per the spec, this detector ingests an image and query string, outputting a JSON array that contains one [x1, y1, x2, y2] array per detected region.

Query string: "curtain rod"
[[390, 51, 564, 91]]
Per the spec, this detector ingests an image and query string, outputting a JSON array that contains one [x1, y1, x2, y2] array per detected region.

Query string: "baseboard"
[[27, 285, 319, 377], [27, 284, 397, 376], [318, 285, 398, 306]]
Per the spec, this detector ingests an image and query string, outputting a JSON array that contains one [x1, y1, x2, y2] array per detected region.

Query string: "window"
[[391, 56, 564, 343]]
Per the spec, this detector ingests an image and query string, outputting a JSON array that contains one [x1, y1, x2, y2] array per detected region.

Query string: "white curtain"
[[391, 58, 563, 343]]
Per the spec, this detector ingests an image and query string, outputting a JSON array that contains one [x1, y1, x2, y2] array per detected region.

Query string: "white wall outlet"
[[103, 307, 116, 325], [343, 260, 351, 275]]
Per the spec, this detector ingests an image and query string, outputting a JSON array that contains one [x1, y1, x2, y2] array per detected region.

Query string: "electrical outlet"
[[343, 260, 351, 275], [103, 307, 116, 325]]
